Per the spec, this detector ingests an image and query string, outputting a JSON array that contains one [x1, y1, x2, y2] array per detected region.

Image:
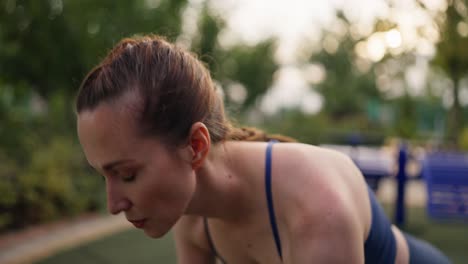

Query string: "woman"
[[76, 35, 451, 263]]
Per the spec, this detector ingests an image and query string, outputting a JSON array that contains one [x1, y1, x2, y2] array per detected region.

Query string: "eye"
[[122, 174, 136, 183]]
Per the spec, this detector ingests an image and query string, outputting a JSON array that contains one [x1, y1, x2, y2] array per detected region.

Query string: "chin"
[[144, 229, 169, 239], [143, 223, 172, 238]]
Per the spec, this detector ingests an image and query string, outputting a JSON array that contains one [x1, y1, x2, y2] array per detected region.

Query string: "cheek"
[[160, 153, 195, 197], [139, 163, 196, 213], [136, 168, 195, 238], [159, 168, 196, 206]]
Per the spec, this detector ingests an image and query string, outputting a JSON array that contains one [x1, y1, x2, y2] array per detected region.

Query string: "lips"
[[128, 219, 147, 229]]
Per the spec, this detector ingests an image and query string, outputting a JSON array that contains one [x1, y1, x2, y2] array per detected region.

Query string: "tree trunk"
[[448, 72, 461, 147]]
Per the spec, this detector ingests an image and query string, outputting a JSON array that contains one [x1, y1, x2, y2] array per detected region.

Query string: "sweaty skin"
[[78, 98, 197, 239], [78, 94, 409, 264], [175, 142, 409, 264]]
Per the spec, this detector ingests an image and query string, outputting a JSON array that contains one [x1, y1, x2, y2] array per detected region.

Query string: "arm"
[[288, 203, 365, 264], [173, 216, 216, 264], [280, 146, 367, 263]]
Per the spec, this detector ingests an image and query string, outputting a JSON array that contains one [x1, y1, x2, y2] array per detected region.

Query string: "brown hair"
[[76, 35, 295, 145]]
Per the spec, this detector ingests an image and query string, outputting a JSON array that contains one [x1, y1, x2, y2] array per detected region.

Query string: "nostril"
[[121, 199, 132, 211], [108, 203, 120, 215], [108, 199, 132, 215]]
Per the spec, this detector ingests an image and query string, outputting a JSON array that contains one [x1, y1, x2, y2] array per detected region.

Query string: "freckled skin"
[[77, 98, 196, 238]]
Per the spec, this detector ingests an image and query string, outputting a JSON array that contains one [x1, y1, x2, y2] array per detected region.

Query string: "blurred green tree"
[[420, 0, 468, 144], [0, 0, 281, 230], [309, 12, 381, 121], [0, 0, 188, 99], [190, 2, 279, 113]]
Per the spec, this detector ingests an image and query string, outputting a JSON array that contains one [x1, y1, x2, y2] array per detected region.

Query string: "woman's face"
[[77, 99, 196, 238]]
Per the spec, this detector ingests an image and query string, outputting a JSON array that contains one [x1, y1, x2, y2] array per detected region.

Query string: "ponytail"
[[227, 126, 296, 143]]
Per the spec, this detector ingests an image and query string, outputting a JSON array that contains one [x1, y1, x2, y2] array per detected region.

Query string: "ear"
[[188, 122, 211, 170]]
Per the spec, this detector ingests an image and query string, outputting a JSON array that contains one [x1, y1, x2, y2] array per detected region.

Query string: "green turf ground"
[[37, 206, 468, 264], [397, 208, 468, 264]]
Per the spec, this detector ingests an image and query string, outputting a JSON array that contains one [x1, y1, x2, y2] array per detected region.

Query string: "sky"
[[215, 0, 388, 61], [185, 0, 448, 115], [217, 0, 390, 115]]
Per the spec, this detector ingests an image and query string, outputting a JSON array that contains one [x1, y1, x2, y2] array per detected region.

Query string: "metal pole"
[[395, 142, 408, 227]]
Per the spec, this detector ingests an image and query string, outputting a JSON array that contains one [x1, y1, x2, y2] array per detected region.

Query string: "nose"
[[106, 182, 131, 215]]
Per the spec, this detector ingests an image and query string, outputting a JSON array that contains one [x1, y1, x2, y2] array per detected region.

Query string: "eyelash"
[[122, 174, 136, 183]]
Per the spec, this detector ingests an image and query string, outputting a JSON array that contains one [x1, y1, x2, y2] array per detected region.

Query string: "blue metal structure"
[[423, 152, 468, 220]]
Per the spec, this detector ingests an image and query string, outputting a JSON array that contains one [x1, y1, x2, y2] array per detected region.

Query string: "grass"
[[395, 207, 468, 264], [36, 230, 176, 264], [37, 207, 468, 264]]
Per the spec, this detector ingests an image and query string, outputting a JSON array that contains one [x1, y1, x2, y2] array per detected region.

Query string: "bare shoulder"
[[271, 143, 364, 195], [271, 143, 370, 241], [269, 143, 369, 262]]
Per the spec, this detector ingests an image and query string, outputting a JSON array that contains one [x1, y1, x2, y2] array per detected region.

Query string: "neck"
[[185, 141, 261, 223]]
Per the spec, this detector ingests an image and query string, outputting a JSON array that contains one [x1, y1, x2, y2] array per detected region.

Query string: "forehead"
[[78, 90, 144, 136], [77, 98, 145, 168]]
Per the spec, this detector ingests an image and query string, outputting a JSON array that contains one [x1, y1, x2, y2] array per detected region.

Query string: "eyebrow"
[[102, 159, 134, 172]]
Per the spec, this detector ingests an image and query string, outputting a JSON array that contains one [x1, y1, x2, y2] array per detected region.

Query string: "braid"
[[227, 126, 297, 143]]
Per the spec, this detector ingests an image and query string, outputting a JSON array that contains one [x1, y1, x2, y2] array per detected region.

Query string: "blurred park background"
[[1, 0, 468, 263]]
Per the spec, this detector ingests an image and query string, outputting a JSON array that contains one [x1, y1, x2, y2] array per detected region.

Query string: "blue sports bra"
[[204, 141, 396, 263]]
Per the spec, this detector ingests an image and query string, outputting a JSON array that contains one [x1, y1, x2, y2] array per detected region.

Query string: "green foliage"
[[0, 0, 282, 232], [258, 108, 388, 146], [0, 154, 18, 228], [458, 127, 468, 151], [393, 95, 418, 139], [190, 4, 279, 111], [0, 0, 189, 99], [0, 136, 103, 232], [259, 109, 327, 144], [191, 3, 225, 71], [430, 0, 468, 143], [221, 40, 278, 110], [309, 14, 381, 120], [0, 81, 103, 232]]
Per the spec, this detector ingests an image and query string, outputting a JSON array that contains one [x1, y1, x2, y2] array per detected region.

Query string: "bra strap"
[[265, 140, 283, 261], [203, 218, 227, 264]]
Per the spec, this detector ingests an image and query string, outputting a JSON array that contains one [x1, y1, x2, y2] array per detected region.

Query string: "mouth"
[[128, 219, 147, 229]]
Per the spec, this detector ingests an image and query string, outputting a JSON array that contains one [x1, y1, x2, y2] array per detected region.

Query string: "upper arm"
[[281, 148, 366, 263], [287, 192, 365, 264], [173, 216, 216, 264], [287, 179, 365, 264]]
